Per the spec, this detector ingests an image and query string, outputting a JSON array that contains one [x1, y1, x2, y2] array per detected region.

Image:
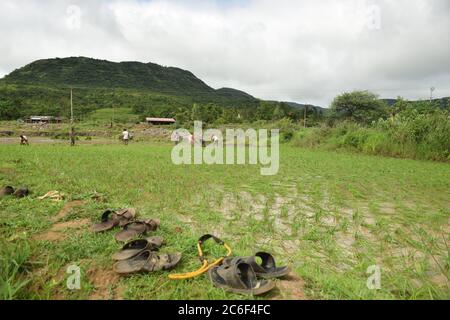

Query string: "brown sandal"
[[91, 208, 136, 233], [13, 187, 29, 198], [113, 250, 181, 275], [114, 219, 160, 242], [112, 236, 164, 261], [0, 186, 15, 197], [115, 208, 137, 227]]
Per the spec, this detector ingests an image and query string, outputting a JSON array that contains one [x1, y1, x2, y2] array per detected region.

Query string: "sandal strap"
[[101, 210, 115, 223], [122, 239, 149, 251], [225, 252, 277, 274], [216, 262, 256, 290], [143, 219, 160, 231], [116, 208, 136, 220], [122, 220, 146, 229], [254, 252, 276, 271]]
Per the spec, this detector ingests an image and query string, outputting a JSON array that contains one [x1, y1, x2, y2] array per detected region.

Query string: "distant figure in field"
[[20, 135, 29, 146], [188, 133, 195, 146], [122, 129, 130, 145], [70, 127, 76, 146], [211, 134, 219, 146], [173, 131, 181, 146]]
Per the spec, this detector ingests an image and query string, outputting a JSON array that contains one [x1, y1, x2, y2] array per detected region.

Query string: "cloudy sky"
[[0, 0, 449, 106]]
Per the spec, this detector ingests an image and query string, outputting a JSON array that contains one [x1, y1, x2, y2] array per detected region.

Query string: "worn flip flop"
[[208, 262, 275, 295], [113, 250, 181, 275], [91, 210, 120, 233], [0, 186, 15, 197], [13, 187, 29, 198], [112, 236, 165, 261], [223, 252, 290, 279], [115, 208, 137, 227], [91, 208, 137, 233], [114, 219, 160, 242]]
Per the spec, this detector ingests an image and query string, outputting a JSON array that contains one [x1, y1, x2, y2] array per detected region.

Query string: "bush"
[[292, 126, 331, 148], [292, 108, 450, 162], [269, 118, 299, 143], [375, 108, 450, 160]]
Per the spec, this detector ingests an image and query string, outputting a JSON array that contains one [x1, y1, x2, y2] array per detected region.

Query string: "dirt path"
[[52, 200, 86, 222], [34, 200, 88, 241], [87, 266, 123, 300]]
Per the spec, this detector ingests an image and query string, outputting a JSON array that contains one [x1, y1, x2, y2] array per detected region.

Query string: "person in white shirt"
[[173, 132, 180, 145], [211, 135, 219, 145], [20, 135, 29, 146], [122, 129, 130, 145]]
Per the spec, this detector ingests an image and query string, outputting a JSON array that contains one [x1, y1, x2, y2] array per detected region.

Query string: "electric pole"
[[70, 88, 75, 146], [111, 105, 115, 128], [304, 105, 308, 128], [430, 87, 435, 103]]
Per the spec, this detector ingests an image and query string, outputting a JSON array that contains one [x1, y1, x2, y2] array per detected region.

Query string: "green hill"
[[1, 57, 261, 104], [0, 57, 314, 124], [2, 57, 215, 95]]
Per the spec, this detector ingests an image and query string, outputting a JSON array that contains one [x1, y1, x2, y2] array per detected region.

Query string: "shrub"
[[293, 108, 449, 162]]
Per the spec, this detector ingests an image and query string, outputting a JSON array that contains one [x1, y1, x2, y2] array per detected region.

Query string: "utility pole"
[[70, 88, 75, 146], [304, 105, 308, 128], [111, 105, 115, 128], [430, 87, 435, 103]]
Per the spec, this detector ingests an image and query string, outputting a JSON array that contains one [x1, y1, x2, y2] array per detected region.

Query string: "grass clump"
[[0, 240, 32, 300]]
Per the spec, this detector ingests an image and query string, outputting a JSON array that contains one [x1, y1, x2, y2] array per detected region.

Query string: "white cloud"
[[0, 0, 449, 106]]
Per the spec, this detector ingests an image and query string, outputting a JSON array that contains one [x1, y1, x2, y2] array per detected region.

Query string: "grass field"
[[0, 142, 449, 300]]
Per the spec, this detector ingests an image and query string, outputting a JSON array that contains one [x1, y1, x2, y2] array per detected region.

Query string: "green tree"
[[330, 90, 389, 124], [0, 101, 22, 120], [256, 101, 276, 121], [191, 103, 201, 121], [393, 97, 411, 116], [272, 105, 286, 120], [222, 108, 237, 123]]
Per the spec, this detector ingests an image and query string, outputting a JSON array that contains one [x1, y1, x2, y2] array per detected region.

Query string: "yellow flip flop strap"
[[169, 240, 232, 280]]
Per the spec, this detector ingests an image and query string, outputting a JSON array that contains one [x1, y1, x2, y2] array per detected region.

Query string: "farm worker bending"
[[188, 133, 195, 146], [122, 129, 130, 145], [173, 131, 180, 145], [211, 134, 219, 145], [20, 135, 29, 146]]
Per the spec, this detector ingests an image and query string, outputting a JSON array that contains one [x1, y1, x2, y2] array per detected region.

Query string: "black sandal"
[[112, 237, 164, 261], [208, 261, 275, 295], [223, 252, 290, 279]]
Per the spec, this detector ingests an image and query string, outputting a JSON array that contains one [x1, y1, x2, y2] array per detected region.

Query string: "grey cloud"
[[0, 0, 449, 106]]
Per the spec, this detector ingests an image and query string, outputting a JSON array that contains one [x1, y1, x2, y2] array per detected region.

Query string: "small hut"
[[146, 117, 176, 125], [26, 116, 62, 124]]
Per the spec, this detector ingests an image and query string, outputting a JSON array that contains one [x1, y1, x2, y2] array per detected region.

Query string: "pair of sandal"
[[91, 209, 160, 242], [1, 186, 29, 198], [209, 252, 290, 296], [113, 237, 182, 275]]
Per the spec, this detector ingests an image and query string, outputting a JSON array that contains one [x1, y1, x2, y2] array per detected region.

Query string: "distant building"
[[146, 117, 176, 125], [26, 116, 62, 124]]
